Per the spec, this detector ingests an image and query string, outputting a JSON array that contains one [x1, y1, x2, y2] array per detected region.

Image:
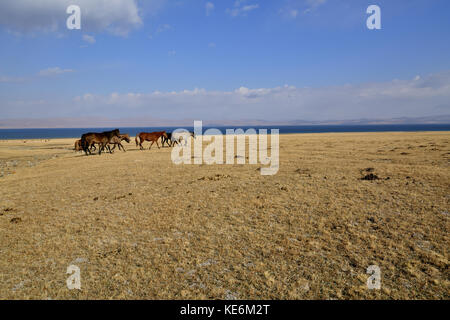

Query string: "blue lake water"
[[0, 124, 449, 140]]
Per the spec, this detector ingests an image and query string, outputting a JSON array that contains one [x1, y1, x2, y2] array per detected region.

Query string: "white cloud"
[[2, 72, 450, 121], [0, 0, 145, 36], [306, 0, 326, 8], [289, 9, 299, 18], [68, 71, 450, 121], [0, 68, 74, 82], [280, 0, 326, 19], [227, 1, 259, 17], [38, 67, 74, 77], [0, 76, 26, 83], [149, 23, 172, 38], [82, 34, 96, 44], [156, 23, 172, 33], [205, 2, 215, 16]]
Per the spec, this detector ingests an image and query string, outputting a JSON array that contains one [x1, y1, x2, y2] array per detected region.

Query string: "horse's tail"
[[135, 135, 139, 146]]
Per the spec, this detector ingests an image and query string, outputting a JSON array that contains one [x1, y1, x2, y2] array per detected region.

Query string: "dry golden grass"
[[0, 132, 449, 300]]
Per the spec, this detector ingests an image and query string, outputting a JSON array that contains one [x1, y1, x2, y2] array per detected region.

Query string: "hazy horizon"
[[1, 114, 450, 129]]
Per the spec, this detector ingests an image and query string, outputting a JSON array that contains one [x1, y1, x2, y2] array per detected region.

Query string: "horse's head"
[[123, 135, 131, 143]]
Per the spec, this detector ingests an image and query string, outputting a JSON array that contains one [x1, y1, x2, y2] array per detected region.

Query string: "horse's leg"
[[119, 143, 125, 152], [149, 141, 154, 150], [82, 140, 89, 155], [156, 139, 160, 149], [86, 141, 92, 155], [83, 141, 88, 155]]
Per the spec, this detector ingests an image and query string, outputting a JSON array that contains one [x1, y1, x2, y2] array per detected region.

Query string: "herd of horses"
[[74, 129, 194, 155]]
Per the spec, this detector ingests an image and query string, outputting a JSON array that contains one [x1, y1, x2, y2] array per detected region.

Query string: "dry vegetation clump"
[[0, 132, 449, 300]]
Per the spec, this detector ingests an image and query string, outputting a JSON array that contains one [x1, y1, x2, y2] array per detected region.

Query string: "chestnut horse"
[[135, 131, 168, 150]]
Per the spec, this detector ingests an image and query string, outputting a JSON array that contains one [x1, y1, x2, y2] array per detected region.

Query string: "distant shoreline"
[[0, 124, 449, 140]]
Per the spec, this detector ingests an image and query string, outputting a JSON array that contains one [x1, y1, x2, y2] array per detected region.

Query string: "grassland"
[[0, 132, 449, 299]]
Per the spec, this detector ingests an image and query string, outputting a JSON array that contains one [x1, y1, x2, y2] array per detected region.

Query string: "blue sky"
[[0, 0, 449, 124]]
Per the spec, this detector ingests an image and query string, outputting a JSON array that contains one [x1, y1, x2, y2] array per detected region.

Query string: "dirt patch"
[[360, 168, 381, 180], [198, 174, 231, 181], [361, 173, 380, 181], [295, 168, 311, 176], [10, 217, 22, 224]]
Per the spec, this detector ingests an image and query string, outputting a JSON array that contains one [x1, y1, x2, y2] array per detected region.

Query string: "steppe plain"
[[0, 131, 448, 299]]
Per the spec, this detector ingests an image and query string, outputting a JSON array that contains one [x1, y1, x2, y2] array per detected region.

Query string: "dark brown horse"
[[81, 129, 120, 155], [135, 131, 168, 150]]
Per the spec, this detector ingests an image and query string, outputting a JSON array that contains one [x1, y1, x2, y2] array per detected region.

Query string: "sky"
[[0, 0, 449, 125]]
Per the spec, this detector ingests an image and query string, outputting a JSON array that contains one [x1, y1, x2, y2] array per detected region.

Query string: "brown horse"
[[108, 134, 131, 152], [75, 139, 98, 152], [74, 139, 82, 151], [81, 129, 120, 155], [135, 131, 168, 150]]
